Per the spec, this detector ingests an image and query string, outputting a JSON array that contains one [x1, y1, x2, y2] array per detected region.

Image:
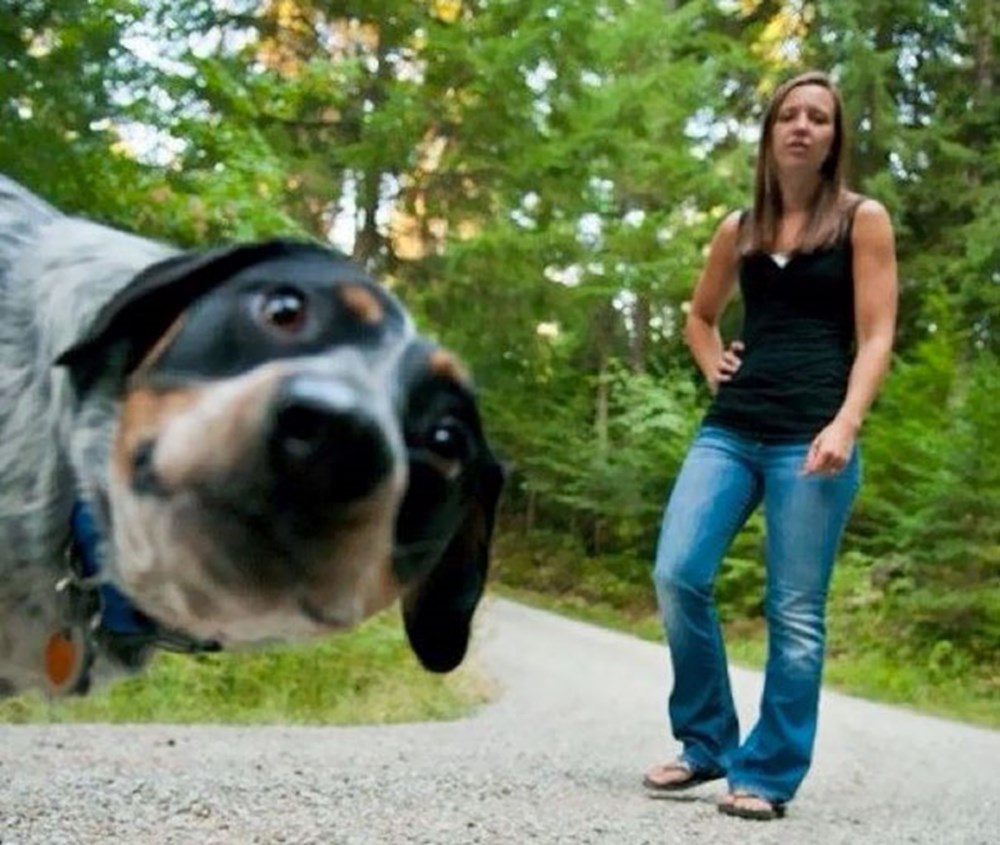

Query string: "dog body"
[[0, 175, 500, 697]]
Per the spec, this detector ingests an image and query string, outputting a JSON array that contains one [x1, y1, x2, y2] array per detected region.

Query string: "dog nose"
[[270, 376, 391, 503]]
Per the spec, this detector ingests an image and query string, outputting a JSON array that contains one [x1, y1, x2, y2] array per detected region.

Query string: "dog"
[[0, 174, 502, 698]]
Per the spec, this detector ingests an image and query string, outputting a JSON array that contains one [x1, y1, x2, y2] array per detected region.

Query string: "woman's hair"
[[740, 70, 852, 255]]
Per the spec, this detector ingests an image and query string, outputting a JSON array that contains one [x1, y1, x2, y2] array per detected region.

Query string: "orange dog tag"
[[44, 627, 88, 695]]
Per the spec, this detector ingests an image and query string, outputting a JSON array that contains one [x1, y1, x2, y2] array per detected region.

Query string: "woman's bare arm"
[[838, 199, 898, 429], [804, 199, 898, 474], [685, 211, 743, 392]]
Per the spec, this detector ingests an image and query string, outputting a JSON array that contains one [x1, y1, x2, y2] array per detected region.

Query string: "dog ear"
[[55, 239, 327, 390], [402, 459, 503, 673]]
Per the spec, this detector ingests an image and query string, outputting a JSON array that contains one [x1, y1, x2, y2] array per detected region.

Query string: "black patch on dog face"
[[56, 240, 405, 390], [149, 253, 407, 381], [392, 344, 491, 579], [392, 341, 504, 672], [55, 238, 500, 671]]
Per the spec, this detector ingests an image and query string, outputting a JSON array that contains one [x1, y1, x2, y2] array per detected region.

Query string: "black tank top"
[[703, 203, 861, 441]]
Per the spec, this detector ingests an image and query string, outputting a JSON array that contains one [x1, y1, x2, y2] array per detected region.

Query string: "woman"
[[642, 71, 897, 820]]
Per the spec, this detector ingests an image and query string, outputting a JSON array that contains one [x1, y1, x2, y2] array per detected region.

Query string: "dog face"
[[57, 242, 502, 672]]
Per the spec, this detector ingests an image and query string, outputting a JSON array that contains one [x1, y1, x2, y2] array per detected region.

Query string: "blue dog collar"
[[47, 501, 220, 695], [70, 501, 157, 638]]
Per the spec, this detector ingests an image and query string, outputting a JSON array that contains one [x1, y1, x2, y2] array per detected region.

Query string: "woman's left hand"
[[802, 418, 857, 475]]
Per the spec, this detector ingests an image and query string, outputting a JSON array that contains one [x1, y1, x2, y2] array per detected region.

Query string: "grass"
[[493, 583, 1000, 729], [3, 560, 993, 729], [0, 608, 493, 725]]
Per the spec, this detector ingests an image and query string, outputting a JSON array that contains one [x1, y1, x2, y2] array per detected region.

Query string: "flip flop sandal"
[[717, 791, 786, 821], [642, 761, 724, 793]]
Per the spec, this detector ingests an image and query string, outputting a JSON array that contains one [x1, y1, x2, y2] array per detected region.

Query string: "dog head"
[[57, 241, 502, 672]]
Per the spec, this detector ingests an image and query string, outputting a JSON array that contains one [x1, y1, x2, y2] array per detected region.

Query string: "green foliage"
[[822, 549, 999, 724], [855, 327, 1000, 669], [505, 364, 702, 550], [0, 0, 996, 722], [0, 0, 149, 217]]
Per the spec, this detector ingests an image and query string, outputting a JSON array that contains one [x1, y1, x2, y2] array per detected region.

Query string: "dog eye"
[[257, 288, 307, 333], [427, 418, 473, 463]]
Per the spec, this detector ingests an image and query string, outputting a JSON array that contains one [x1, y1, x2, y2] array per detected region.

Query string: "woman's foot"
[[642, 760, 724, 792], [717, 790, 786, 820]]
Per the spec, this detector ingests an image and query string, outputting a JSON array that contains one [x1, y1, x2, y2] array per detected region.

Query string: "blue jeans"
[[652, 424, 861, 803]]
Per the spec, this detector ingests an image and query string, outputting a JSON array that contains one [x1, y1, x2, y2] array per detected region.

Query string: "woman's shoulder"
[[845, 193, 895, 255], [700, 209, 747, 273], [715, 209, 746, 241], [844, 192, 890, 223], [700, 209, 746, 253], [717, 208, 745, 229]]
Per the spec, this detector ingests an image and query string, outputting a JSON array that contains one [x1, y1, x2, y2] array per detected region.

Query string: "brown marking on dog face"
[[113, 365, 288, 491], [113, 385, 205, 484], [340, 284, 384, 324], [428, 349, 470, 384], [105, 361, 412, 646]]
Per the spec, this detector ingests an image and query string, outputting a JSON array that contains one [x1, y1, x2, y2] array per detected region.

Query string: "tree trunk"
[[591, 303, 615, 553], [631, 293, 650, 373], [972, 0, 995, 101], [353, 168, 383, 267], [594, 304, 613, 457]]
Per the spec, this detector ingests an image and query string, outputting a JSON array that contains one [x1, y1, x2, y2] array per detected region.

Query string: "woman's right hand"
[[707, 340, 744, 393]]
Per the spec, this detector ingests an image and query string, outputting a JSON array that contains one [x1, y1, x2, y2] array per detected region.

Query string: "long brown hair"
[[740, 71, 853, 256]]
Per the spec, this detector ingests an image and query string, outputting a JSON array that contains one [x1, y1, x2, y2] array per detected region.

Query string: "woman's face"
[[769, 83, 837, 178]]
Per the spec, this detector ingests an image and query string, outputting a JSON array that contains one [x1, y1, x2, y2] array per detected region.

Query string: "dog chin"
[[202, 604, 362, 645], [122, 565, 401, 647]]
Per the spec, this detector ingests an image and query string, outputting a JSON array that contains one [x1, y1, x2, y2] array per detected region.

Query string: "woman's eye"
[[427, 419, 472, 463], [257, 288, 307, 333]]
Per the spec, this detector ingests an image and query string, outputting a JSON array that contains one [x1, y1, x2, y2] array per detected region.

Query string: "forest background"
[[1, 0, 996, 725]]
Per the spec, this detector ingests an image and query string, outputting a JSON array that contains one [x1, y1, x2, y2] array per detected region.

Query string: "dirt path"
[[1, 597, 996, 844]]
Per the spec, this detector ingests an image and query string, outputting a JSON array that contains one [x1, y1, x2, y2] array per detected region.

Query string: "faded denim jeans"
[[652, 424, 861, 803]]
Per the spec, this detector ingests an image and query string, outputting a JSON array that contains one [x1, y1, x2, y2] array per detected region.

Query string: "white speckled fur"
[[0, 174, 176, 693]]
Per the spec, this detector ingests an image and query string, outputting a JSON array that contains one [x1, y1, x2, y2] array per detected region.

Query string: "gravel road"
[[1, 597, 997, 844]]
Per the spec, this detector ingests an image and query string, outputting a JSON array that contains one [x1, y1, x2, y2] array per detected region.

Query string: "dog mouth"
[[109, 420, 407, 638], [297, 596, 358, 631], [115, 531, 397, 645]]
